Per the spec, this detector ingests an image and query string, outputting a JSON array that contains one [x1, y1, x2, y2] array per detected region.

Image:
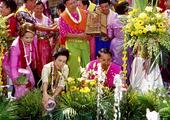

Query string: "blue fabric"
[[95, 36, 111, 56]]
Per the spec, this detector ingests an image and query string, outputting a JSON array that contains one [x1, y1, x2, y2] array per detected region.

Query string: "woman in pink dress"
[[86, 48, 121, 88], [6, 23, 37, 99], [33, 1, 52, 75]]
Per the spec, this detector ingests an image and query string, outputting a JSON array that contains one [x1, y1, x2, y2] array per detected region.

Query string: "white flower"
[[145, 25, 156, 32], [156, 7, 162, 12], [145, 6, 153, 12], [155, 13, 162, 19]]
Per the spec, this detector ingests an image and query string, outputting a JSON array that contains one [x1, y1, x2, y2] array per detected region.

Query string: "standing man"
[[59, 0, 90, 78]]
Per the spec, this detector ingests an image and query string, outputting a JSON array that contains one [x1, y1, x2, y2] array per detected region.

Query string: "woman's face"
[[100, 3, 110, 15], [54, 55, 67, 70], [21, 32, 34, 44], [0, 2, 11, 16], [34, 4, 44, 16], [99, 53, 112, 70]]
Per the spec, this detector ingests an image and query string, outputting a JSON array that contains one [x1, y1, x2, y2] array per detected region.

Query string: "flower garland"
[[22, 41, 32, 66], [122, 35, 128, 82], [0, 43, 5, 92], [65, 7, 82, 24]]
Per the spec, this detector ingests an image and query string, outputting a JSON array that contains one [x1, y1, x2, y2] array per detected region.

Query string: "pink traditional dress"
[[33, 13, 52, 75], [9, 37, 37, 99], [86, 60, 121, 88]]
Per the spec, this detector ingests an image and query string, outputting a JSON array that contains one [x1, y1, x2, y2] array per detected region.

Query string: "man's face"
[[65, 0, 78, 11], [100, 2, 110, 15]]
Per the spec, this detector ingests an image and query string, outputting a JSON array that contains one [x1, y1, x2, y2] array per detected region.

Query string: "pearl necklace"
[[22, 41, 32, 66], [65, 7, 82, 24]]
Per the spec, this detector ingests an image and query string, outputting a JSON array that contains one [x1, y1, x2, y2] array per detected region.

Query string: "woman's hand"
[[42, 93, 54, 109]]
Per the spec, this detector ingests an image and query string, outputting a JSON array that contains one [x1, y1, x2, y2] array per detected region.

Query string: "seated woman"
[[41, 48, 69, 109], [86, 48, 121, 88]]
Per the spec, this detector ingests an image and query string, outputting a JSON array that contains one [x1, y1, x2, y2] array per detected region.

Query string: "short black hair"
[[63, 0, 69, 4], [97, 48, 112, 58], [56, 2, 65, 13], [115, 1, 129, 15], [2, 0, 17, 13], [53, 48, 69, 61], [36, 0, 45, 9], [99, 0, 111, 5], [81, 0, 90, 8]]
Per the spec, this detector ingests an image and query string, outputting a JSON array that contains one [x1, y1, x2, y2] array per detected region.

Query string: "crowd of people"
[[0, 0, 170, 110]]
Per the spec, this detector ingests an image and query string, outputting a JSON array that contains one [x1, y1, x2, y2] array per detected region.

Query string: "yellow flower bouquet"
[[123, 0, 170, 67], [52, 77, 114, 120]]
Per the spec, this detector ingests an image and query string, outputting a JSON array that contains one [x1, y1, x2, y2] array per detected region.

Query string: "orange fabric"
[[60, 8, 87, 32]]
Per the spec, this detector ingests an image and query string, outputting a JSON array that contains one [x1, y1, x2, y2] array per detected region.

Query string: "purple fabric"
[[86, 60, 121, 88], [109, 23, 124, 66], [107, 11, 124, 66]]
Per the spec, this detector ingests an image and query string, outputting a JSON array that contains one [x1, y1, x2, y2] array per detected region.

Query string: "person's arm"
[[52, 86, 63, 98], [41, 65, 53, 108], [10, 42, 20, 85], [35, 24, 58, 32]]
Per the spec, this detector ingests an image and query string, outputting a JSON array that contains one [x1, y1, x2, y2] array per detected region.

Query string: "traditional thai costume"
[[15, 5, 36, 27], [86, 60, 121, 88], [41, 62, 69, 95], [33, 13, 52, 75], [9, 37, 37, 99], [95, 10, 119, 56], [59, 8, 90, 78]]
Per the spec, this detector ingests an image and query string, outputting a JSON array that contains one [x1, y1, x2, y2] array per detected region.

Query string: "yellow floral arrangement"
[[53, 77, 114, 119], [124, 6, 170, 59], [122, 0, 170, 81]]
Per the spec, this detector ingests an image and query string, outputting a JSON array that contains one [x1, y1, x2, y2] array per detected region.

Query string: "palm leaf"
[[133, 0, 148, 11], [0, 95, 18, 120], [15, 89, 44, 120]]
